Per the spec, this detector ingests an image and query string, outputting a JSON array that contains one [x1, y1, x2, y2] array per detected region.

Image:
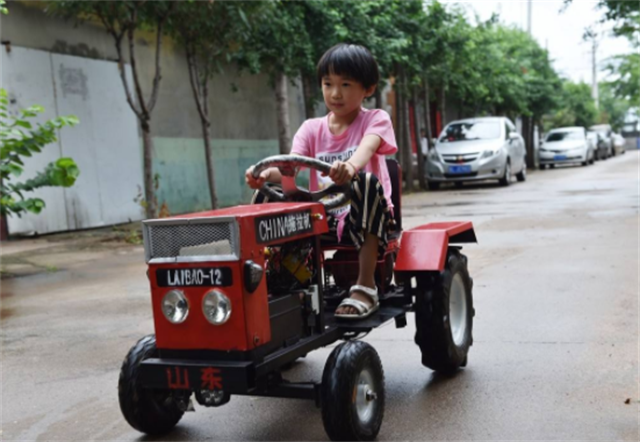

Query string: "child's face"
[[321, 73, 375, 118]]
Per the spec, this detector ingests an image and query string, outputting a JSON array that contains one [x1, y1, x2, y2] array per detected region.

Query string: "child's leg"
[[334, 172, 391, 316], [335, 232, 378, 315]]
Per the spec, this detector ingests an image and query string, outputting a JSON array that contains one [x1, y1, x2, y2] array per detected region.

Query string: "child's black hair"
[[316, 43, 379, 90]]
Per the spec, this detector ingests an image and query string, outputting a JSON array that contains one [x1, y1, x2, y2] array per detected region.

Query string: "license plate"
[[448, 165, 471, 174], [554, 155, 567, 160], [156, 267, 232, 287]]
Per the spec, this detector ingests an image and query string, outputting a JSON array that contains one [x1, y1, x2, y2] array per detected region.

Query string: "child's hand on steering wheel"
[[245, 166, 270, 189], [325, 160, 357, 186]]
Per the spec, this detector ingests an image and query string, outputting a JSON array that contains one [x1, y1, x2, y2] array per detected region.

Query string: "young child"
[[245, 43, 397, 319]]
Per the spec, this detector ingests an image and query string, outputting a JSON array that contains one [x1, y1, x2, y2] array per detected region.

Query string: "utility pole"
[[591, 38, 599, 109], [583, 26, 599, 109], [523, 0, 535, 169]]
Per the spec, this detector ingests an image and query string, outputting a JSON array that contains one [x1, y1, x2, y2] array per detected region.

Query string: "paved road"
[[2, 152, 638, 441]]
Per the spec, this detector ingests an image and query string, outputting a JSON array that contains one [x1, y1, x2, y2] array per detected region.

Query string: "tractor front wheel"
[[118, 335, 185, 435], [414, 248, 474, 374], [321, 341, 385, 441]]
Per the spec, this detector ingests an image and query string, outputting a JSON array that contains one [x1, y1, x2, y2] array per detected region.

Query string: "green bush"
[[0, 88, 80, 217]]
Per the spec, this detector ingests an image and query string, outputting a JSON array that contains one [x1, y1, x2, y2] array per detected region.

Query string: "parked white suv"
[[425, 117, 527, 190]]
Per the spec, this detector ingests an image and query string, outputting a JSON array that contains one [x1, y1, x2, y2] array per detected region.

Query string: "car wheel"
[[582, 160, 588, 166], [321, 341, 385, 441], [499, 160, 511, 186], [428, 181, 440, 191], [550, 164, 556, 169], [454, 181, 464, 188], [413, 248, 474, 374], [539, 164, 546, 170], [515, 161, 526, 182], [119, 335, 185, 435]]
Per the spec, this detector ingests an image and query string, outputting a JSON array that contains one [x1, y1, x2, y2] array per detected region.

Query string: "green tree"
[[598, 81, 630, 130], [47, 1, 175, 219], [606, 51, 640, 108], [565, 0, 640, 39], [0, 89, 80, 217], [237, 0, 313, 154], [168, 1, 260, 210], [544, 81, 598, 131]]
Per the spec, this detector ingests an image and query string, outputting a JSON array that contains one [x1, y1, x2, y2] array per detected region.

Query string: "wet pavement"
[[1, 152, 638, 441]]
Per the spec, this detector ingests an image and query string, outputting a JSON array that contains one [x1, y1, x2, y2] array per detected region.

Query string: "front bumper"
[[141, 358, 255, 393], [426, 151, 506, 183], [539, 148, 587, 165]]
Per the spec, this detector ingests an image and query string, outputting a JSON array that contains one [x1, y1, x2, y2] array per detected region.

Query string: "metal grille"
[[145, 221, 238, 262], [442, 152, 480, 164]]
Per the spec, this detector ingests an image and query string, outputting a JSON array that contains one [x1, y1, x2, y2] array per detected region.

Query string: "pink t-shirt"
[[291, 108, 398, 237]]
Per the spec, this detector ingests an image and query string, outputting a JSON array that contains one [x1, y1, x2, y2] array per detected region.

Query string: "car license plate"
[[448, 165, 471, 174], [554, 154, 567, 160], [156, 267, 232, 287]]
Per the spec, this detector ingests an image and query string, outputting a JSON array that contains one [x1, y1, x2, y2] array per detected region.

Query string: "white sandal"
[[335, 285, 379, 320]]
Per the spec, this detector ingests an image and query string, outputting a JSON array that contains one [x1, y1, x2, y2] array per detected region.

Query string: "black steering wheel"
[[251, 155, 351, 209]]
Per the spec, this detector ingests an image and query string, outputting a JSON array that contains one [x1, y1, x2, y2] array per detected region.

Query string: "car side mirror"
[[508, 132, 519, 140]]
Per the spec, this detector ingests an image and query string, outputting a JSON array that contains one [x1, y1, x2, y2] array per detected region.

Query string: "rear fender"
[[395, 222, 477, 272]]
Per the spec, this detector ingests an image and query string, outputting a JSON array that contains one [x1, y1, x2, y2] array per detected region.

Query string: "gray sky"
[[445, 0, 633, 84]]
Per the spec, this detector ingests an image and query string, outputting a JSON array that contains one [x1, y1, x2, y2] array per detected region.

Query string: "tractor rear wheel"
[[118, 335, 185, 435], [414, 248, 474, 374], [321, 341, 385, 441]]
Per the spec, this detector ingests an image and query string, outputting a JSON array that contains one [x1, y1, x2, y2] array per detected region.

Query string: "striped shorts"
[[252, 171, 392, 259]]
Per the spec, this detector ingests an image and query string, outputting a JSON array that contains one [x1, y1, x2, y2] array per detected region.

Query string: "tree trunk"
[[395, 78, 405, 172], [521, 116, 533, 168], [275, 71, 291, 154], [141, 120, 155, 219], [438, 86, 447, 128], [374, 87, 382, 109], [398, 68, 413, 193], [527, 116, 536, 168], [402, 91, 414, 192], [185, 46, 217, 210], [412, 87, 426, 190], [422, 77, 433, 150], [301, 73, 315, 119], [201, 120, 217, 209]]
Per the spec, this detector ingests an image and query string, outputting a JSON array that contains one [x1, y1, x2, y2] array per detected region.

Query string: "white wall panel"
[[51, 53, 143, 228], [2, 47, 143, 235], [2, 47, 69, 235]]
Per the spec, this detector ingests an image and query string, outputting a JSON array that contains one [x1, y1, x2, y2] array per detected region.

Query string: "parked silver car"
[[539, 127, 594, 169], [589, 124, 617, 157], [425, 117, 527, 189], [612, 132, 627, 155]]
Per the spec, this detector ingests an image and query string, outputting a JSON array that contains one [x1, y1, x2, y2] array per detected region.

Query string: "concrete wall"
[[1, 1, 307, 232]]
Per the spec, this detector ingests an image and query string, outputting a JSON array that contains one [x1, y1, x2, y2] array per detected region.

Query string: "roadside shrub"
[[0, 88, 80, 217]]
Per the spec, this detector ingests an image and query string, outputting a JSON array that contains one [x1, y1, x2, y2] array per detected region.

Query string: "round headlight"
[[202, 290, 232, 325], [162, 290, 189, 324]]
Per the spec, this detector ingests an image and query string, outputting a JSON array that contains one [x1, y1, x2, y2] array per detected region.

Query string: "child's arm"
[[328, 134, 381, 185], [245, 166, 282, 189]]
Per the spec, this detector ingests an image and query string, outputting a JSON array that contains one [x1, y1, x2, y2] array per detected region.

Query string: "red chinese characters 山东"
[[166, 367, 190, 389], [201, 367, 223, 390]]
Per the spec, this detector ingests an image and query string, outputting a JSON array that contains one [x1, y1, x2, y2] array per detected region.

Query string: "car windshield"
[[546, 131, 583, 142], [439, 121, 501, 143]]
